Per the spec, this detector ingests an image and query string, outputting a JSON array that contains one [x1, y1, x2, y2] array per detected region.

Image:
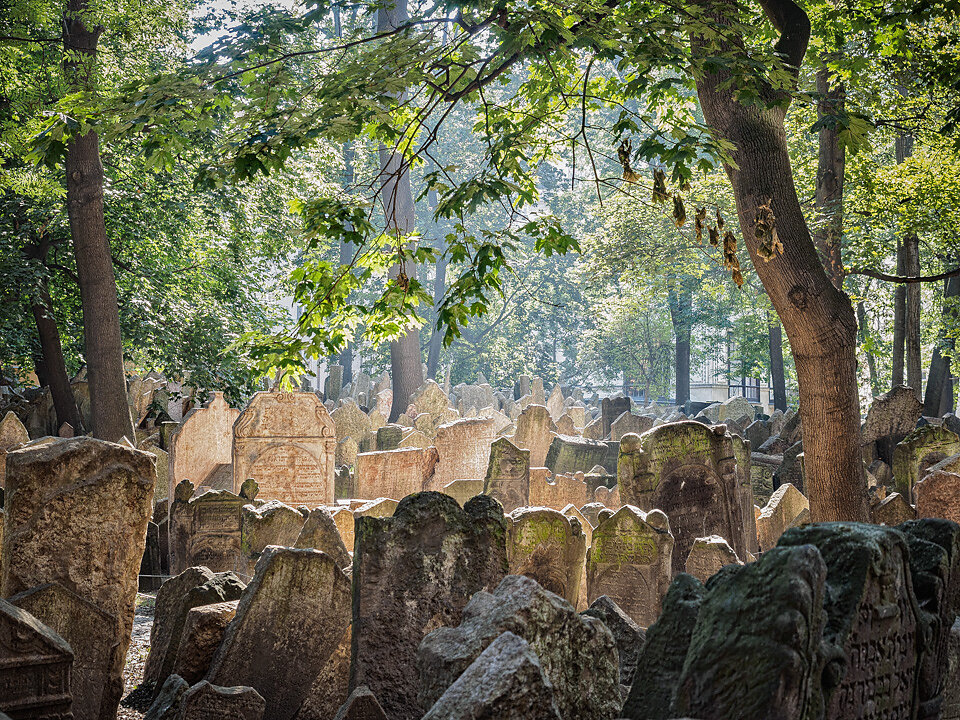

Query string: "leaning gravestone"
[[778, 522, 924, 719], [670, 545, 829, 720], [484, 438, 531, 512], [581, 595, 645, 697], [417, 574, 620, 720], [168, 484, 245, 575], [586, 505, 674, 628], [507, 508, 586, 607], [893, 424, 960, 500], [862, 385, 923, 465], [351, 492, 508, 720], [601, 396, 631, 439], [355, 446, 439, 500], [618, 421, 746, 572], [295, 506, 352, 571], [512, 405, 557, 468], [169, 392, 239, 513], [545, 435, 612, 475], [172, 601, 240, 686], [916, 470, 960, 524], [233, 391, 336, 506], [2, 437, 154, 719], [0, 598, 74, 720], [207, 547, 351, 720], [0, 410, 29, 487], [683, 535, 742, 584], [610, 411, 654, 442], [239, 500, 305, 575], [8, 582, 118, 720]]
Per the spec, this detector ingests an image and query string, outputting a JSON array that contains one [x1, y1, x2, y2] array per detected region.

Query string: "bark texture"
[[813, 68, 845, 288], [923, 273, 959, 416], [668, 278, 692, 405], [32, 283, 85, 433], [693, 0, 868, 521], [768, 315, 787, 412]]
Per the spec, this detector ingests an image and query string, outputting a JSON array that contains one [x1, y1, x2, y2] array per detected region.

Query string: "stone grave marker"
[[0, 411, 28, 487], [601, 397, 631, 439], [172, 600, 240, 685], [239, 500, 305, 575], [755, 482, 809, 551], [545, 435, 612, 475], [430, 418, 498, 490], [916, 470, 960, 524], [871, 491, 916, 525], [511, 404, 557, 468], [483, 438, 530, 512], [355, 446, 438, 500], [893, 424, 960, 499], [610, 411, 654, 442], [233, 391, 336, 506], [170, 392, 239, 510], [528, 470, 588, 511], [684, 535, 742, 583], [332, 400, 372, 467], [169, 485, 245, 575], [862, 385, 923, 464], [507, 508, 586, 607], [176, 680, 265, 720]]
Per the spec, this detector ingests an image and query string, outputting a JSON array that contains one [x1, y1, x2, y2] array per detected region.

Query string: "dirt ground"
[[118, 593, 155, 720]]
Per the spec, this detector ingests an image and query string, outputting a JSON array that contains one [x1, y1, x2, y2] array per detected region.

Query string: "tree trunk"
[[904, 233, 922, 399], [813, 68, 845, 287], [856, 300, 880, 400], [892, 240, 906, 387], [923, 273, 959, 416], [426, 251, 447, 380], [338, 141, 356, 386], [693, 0, 868, 522], [378, 0, 423, 422], [63, 0, 134, 442], [667, 278, 692, 405], [32, 283, 85, 433], [768, 314, 787, 412]]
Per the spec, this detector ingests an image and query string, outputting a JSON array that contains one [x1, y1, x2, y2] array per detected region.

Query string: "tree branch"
[[755, 0, 810, 69], [846, 266, 960, 284]]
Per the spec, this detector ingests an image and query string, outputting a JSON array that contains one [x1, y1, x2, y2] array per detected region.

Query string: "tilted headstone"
[[351, 492, 508, 720], [512, 404, 557, 467], [507, 508, 586, 607], [290, 624, 352, 720], [420, 631, 561, 720], [325, 365, 344, 403], [586, 505, 674, 628], [430, 417, 498, 490], [871, 491, 916, 526], [620, 574, 704, 720], [546, 385, 565, 422], [2, 437, 154, 718], [0, 598, 74, 720], [417, 574, 619, 720], [330, 685, 389, 720], [172, 600, 239, 686], [8, 582, 115, 720], [355, 446, 438, 500], [169, 485, 245, 575], [483, 438, 530, 513], [756, 482, 808, 551], [207, 547, 351, 720], [239, 500, 305, 574], [601, 396, 631, 439], [862, 386, 923, 464], [175, 680, 265, 720], [332, 400, 372, 467], [917, 470, 960, 524], [893, 424, 960, 499], [670, 545, 828, 720], [545, 435, 613, 475], [0, 411, 29, 487], [610, 411, 654, 442], [295, 506, 352, 570], [618, 421, 747, 573], [232, 391, 336, 506], [170, 392, 239, 510]]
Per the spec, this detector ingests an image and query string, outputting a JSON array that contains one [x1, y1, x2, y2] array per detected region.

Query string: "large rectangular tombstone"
[[0, 599, 73, 720], [2, 437, 154, 719], [170, 392, 239, 515], [233, 392, 336, 506], [618, 421, 745, 573], [169, 483, 245, 575], [544, 435, 611, 475], [429, 418, 498, 490], [601, 397, 631, 439], [355, 447, 439, 501], [483, 438, 530, 512]]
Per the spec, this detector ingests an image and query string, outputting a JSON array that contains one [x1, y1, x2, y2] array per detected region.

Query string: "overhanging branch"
[[846, 266, 960, 284]]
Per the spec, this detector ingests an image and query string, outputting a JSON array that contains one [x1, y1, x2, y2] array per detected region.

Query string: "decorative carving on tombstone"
[[169, 488, 245, 575], [507, 508, 586, 606], [483, 438, 530, 512]]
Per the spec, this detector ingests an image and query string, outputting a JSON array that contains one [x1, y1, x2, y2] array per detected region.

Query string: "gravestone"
[[778, 523, 924, 720], [325, 365, 344, 403], [239, 500, 305, 575], [329, 686, 389, 720], [618, 421, 745, 572], [332, 400, 372, 467], [170, 392, 239, 510], [207, 547, 351, 720], [670, 545, 828, 720], [290, 624, 352, 720], [483, 438, 530, 512], [512, 405, 557, 467], [917, 470, 960, 524], [8, 582, 116, 720], [355, 446, 438, 500], [176, 680, 265, 720], [0, 598, 73, 720], [581, 595, 645, 696], [169, 486, 245, 575], [601, 397, 631, 439], [376, 424, 403, 451], [756, 482, 808, 551], [0, 411, 28, 487], [893, 424, 960, 499], [555, 413, 577, 437], [295, 506, 352, 570], [417, 574, 619, 720], [732, 434, 758, 555], [528, 470, 588, 511], [620, 574, 704, 720], [430, 418, 498, 490], [683, 535, 742, 584], [232, 391, 336, 506], [610, 412, 654, 442], [586, 505, 674, 628], [172, 601, 239, 685], [507, 508, 586, 606], [547, 385, 565, 422], [872, 491, 916, 525], [2, 437, 154, 718], [545, 435, 612, 475], [351, 492, 508, 720]]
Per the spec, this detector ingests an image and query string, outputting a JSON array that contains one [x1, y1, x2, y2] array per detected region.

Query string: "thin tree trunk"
[[667, 278, 692, 405], [813, 68, 845, 287], [426, 251, 447, 380], [377, 0, 423, 422], [904, 233, 922, 398], [693, 0, 868, 522], [892, 240, 906, 387], [856, 300, 880, 400], [768, 314, 787, 412], [32, 283, 85, 433], [923, 273, 959, 416], [338, 141, 356, 386], [63, 0, 134, 442]]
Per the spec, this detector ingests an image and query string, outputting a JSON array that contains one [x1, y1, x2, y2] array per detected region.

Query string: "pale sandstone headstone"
[[871, 491, 916, 525], [332, 400, 372, 466], [172, 601, 239, 686], [442, 479, 485, 506], [169, 486, 245, 575], [610, 411, 654, 442], [430, 417, 497, 490], [207, 547, 351, 720], [683, 535, 742, 584], [546, 385, 565, 422], [586, 505, 674, 627], [507, 508, 586, 607], [893, 424, 960, 500], [239, 500, 305, 575], [755, 482, 809, 551], [355, 446, 438, 500], [295, 506, 351, 570], [916, 470, 960, 524], [398, 429, 431, 448], [483, 438, 530, 513], [232, 392, 336, 506], [0, 411, 29, 487], [170, 392, 238, 509], [529, 471, 588, 511], [512, 405, 557, 468], [2, 437, 154, 718], [555, 413, 577, 437], [176, 680, 265, 720]]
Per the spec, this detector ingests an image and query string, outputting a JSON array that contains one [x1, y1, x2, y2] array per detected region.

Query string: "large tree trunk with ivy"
[[63, 0, 134, 442], [379, 0, 423, 421], [694, 0, 868, 522]]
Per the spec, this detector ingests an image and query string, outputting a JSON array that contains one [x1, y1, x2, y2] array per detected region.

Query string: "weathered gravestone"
[[375, 424, 403, 451], [169, 484, 245, 575], [862, 385, 923, 459], [351, 492, 508, 720], [618, 421, 746, 573], [430, 417, 498, 490], [239, 500, 305, 575], [420, 631, 561, 720], [586, 505, 674, 628], [871, 491, 916, 525], [355, 446, 438, 500], [417, 574, 620, 720], [2, 437, 154, 719], [529, 469, 589, 511], [620, 573, 705, 720], [581, 595, 645, 697], [325, 365, 344, 403], [893, 424, 960, 499], [295, 506, 352, 570], [545, 435, 614, 475], [175, 680, 265, 720], [0, 598, 73, 720], [329, 685, 389, 720], [483, 438, 530, 512], [169, 392, 239, 512], [732, 434, 758, 555], [670, 545, 829, 720], [756, 482, 809, 551], [289, 624, 352, 720], [610, 411, 654, 442], [172, 601, 239, 686], [232, 391, 336, 506], [0, 411, 29, 487], [332, 400, 372, 467], [683, 535, 742, 584], [507, 508, 586, 607], [601, 397, 631, 439], [511, 405, 557, 468], [8, 582, 117, 720], [207, 547, 351, 720], [917, 470, 960, 524], [778, 523, 924, 720]]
